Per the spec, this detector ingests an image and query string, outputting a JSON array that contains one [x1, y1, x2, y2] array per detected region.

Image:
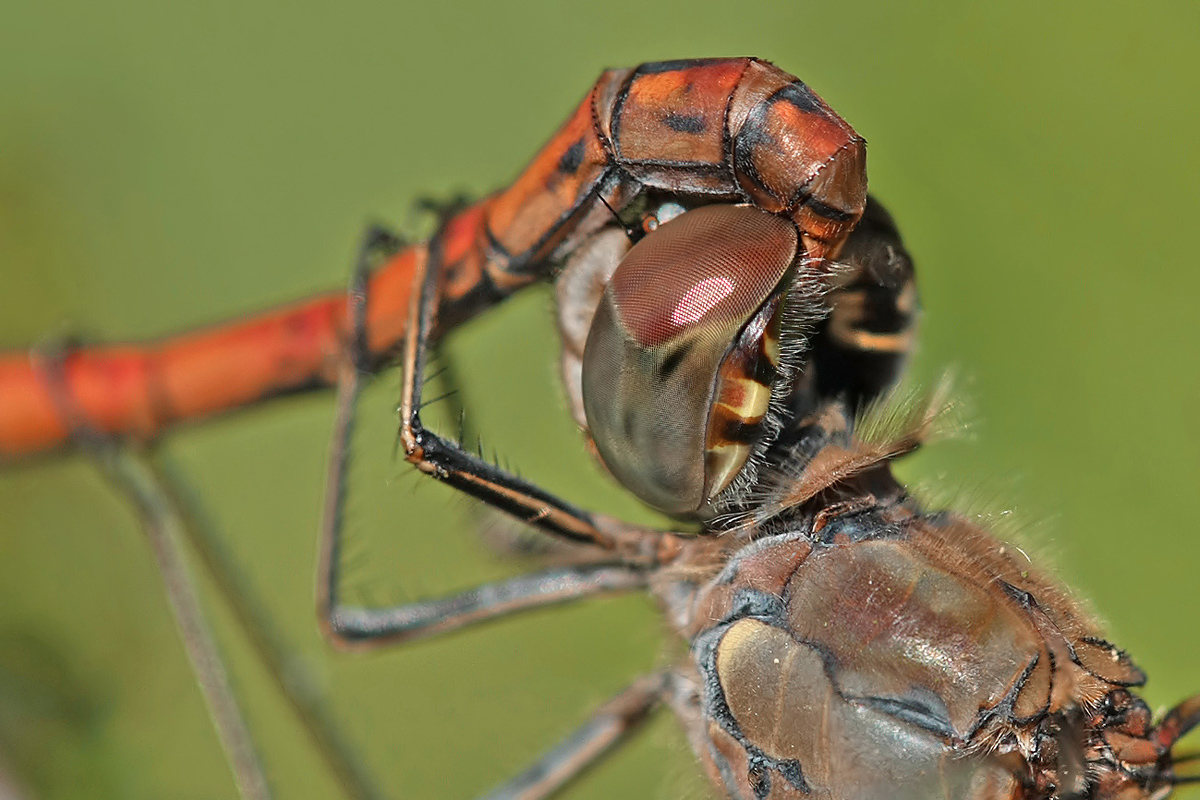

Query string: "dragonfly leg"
[[321, 563, 648, 649], [317, 331, 647, 648], [475, 673, 668, 800], [429, 339, 586, 561], [660, 669, 725, 791], [317, 224, 662, 651], [34, 324, 390, 800], [33, 345, 273, 800], [83, 447, 275, 800], [396, 215, 648, 553]]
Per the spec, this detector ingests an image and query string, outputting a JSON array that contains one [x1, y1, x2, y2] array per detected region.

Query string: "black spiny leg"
[[397, 219, 621, 550], [317, 224, 656, 649]]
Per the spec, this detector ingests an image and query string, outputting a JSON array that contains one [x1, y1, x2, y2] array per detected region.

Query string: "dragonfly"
[[2, 58, 1197, 799]]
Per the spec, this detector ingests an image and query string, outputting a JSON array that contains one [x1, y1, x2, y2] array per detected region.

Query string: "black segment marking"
[[775, 81, 827, 116], [557, 138, 585, 174], [732, 102, 781, 201], [506, 166, 615, 272], [803, 195, 857, 222], [664, 112, 707, 134], [637, 57, 730, 75], [618, 158, 728, 172], [609, 70, 638, 160]]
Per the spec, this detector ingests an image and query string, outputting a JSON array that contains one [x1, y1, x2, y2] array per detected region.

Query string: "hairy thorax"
[[651, 412, 1168, 800]]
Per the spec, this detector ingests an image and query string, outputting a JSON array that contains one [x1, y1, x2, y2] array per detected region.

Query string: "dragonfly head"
[[580, 203, 819, 517]]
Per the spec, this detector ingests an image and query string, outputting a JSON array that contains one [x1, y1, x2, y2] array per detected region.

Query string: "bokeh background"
[[1, 1, 1198, 798]]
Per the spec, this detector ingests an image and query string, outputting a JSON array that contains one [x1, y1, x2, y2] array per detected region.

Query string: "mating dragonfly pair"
[[3, 58, 1197, 799]]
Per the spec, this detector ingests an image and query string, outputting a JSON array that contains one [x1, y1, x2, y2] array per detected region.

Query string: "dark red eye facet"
[[581, 204, 799, 515]]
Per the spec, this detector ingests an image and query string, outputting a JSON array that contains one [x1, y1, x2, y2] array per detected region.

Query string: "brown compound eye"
[[581, 204, 800, 516]]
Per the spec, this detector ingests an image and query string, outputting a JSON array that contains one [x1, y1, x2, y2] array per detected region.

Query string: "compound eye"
[[581, 204, 799, 515]]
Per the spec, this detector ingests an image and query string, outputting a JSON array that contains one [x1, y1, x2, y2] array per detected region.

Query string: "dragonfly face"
[[561, 196, 919, 521]]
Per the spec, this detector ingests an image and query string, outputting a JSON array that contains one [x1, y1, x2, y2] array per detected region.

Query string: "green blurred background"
[[1, 1, 1198, 798]]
